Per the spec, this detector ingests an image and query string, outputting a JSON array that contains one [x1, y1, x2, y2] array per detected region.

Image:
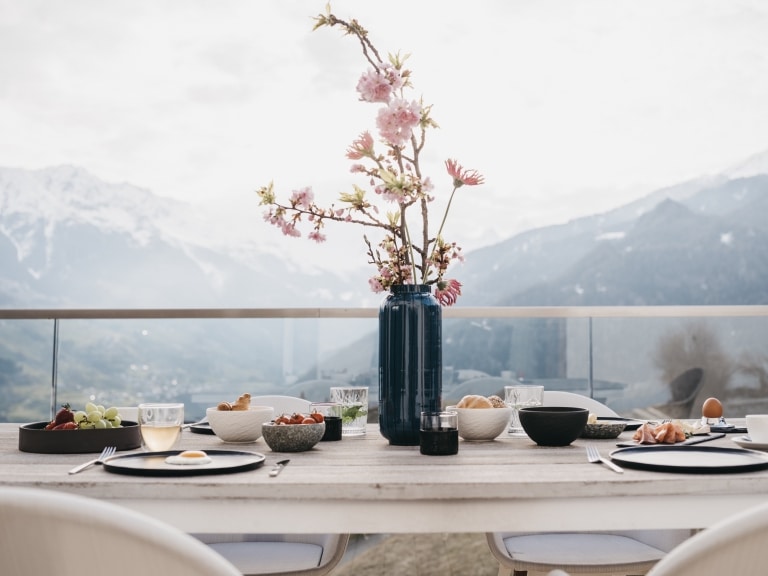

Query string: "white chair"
[[250, 395, 312, 416], [643, 500, 768, 576], [0, 486, 241, 576], [486, 391, 692, 576], [542, 390, 620, 417], [195, 533, 350, 576], [195, 395, 350, 576]]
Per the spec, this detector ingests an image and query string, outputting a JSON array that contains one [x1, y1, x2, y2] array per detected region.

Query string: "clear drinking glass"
[[138, 402, 184, 451], [311, 402, 343, 441], [330, 387, 368, 437], [505, 385, 544, 437]]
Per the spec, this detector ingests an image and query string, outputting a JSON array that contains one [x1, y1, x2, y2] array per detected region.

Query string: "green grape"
[[96, 405, 106, 415], [109, 415, 122, 428], [85, 402, 98, 414], [79, 421, 95, 430], [87, 411, 102, 423], [103, 419, 113, 428], [94, 419, 107, 429], [73, 411, 87, 423], [104, 406, 119, 419]]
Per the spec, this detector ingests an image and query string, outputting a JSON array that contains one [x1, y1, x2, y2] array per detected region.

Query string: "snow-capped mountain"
[[0, 165, 370, 308]]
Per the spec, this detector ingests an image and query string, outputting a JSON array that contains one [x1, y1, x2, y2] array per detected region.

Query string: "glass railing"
[[2, 306, 767, 423]]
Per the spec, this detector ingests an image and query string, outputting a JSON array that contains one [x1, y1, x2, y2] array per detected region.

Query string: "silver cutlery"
[[182, 418, 209, 430], [68, 445, 116, 475], [586, 444, 623, 474], [269, 459, 290, 477]]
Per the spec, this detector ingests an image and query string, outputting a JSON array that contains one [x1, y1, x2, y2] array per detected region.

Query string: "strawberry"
[[45, 403, 75, 429], [53, 403, 75, 425], [52, 421, 78, 430]]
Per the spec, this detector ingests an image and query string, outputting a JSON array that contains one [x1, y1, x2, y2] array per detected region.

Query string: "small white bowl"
[[447, 405, 512, 441], [206, 405, 274, 443]]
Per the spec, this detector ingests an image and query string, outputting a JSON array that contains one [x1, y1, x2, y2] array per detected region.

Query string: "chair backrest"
[[646, 501, 768, 575], [542, 390, 619, 417], [0, 486, 241, 576], [251, 395, 312, 416]]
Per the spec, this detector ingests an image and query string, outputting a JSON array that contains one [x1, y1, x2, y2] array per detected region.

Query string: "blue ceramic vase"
[[378, 284, 442, 446]]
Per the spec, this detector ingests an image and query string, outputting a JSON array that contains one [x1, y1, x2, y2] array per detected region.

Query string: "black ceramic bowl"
[[519, 406, 589, 446]]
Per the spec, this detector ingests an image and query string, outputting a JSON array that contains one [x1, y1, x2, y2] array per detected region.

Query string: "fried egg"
[[165, 450, 212, 465]]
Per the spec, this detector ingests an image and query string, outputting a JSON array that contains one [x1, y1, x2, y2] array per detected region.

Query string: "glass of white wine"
[[138, 403, 184, 452]]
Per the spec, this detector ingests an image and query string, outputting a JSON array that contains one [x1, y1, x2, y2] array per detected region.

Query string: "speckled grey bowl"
[[580, 420, 627, 439], [261, 422, 325, 452]]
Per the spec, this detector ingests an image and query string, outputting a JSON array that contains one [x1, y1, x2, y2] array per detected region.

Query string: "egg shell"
[[702, 397, 723, 419]]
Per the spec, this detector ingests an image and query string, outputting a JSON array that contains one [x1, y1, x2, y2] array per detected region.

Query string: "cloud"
[[1, 0, 768, 248]]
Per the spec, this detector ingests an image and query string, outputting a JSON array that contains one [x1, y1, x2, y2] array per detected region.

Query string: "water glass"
[[138, 402, 184, 451], [311, 402, 343, 441], [420, 411, 459, 456], [330, 386, 368, 437], [505, 385, 544, 437]]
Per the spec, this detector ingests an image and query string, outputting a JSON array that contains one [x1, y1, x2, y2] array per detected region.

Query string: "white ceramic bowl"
[[206, 405, 274, 443], [447, 405, 512, 441]]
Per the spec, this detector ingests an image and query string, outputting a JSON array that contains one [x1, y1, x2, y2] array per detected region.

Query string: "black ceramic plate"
[[609, 445, 768, 474], [188, 422, 215, 435], [597, 416, 644, 431], [102, 449, 266, 476], [18, 421, 141, 454]]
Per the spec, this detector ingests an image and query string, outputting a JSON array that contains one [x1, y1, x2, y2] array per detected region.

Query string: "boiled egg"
[[165, 450, 213, 465], [702, 397, 723, 419]]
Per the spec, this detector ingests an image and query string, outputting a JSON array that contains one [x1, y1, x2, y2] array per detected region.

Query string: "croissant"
[[231, 393, 251, 411]]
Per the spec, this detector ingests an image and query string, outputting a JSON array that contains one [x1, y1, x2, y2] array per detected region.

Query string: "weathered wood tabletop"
[[2, 422, 767, 534]]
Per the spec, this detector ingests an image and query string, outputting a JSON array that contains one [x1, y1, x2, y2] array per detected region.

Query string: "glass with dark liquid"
[[311, 402, 343, 441], [420, 411, 459, 456]]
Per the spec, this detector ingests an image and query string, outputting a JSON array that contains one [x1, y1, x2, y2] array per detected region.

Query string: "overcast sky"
[[2, 0, 768, 256]]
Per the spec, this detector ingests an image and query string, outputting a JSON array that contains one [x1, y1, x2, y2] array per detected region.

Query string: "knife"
[[616, 432, 726, 448], [269, 459, 290, 477]]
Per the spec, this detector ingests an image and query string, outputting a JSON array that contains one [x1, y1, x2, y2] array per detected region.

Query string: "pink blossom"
[[290, 187, 314, 209], [356, 63, 403, 103], [435, 279, 462, 306], [368, 277, 385, 293], [376, 99, 421, 147], [280, 221, 301, 237], [445, 159, 484, 187], [346, 131, 375, 160], [308, 230, 326, 243]]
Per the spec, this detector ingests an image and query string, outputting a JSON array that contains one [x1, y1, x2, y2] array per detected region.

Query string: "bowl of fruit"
[[261, 412, 326, 452], [18, 402, 141, 454]]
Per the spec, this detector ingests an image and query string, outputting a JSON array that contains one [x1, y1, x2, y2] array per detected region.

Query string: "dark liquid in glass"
[[321, 416, 343, 441], [419, 428, 458, 455]]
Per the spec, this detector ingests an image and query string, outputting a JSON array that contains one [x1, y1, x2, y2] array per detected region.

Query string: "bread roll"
[[488, 395, 506, 408], [456, 394, 494, 409]]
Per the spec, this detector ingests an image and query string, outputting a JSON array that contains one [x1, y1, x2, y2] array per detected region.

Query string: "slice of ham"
[[633, 422, 658, 444], [632, 421, 687, 444]]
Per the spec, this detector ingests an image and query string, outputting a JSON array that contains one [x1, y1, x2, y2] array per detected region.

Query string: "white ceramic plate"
[[732, 435, 768, 452]]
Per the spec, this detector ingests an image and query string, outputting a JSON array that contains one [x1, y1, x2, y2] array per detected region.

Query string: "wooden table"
[[2, 422, 767, 535]]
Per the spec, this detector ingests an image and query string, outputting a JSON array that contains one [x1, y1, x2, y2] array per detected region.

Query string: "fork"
[[586, 443, 623, 474], [68, 446, 116, 475]]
